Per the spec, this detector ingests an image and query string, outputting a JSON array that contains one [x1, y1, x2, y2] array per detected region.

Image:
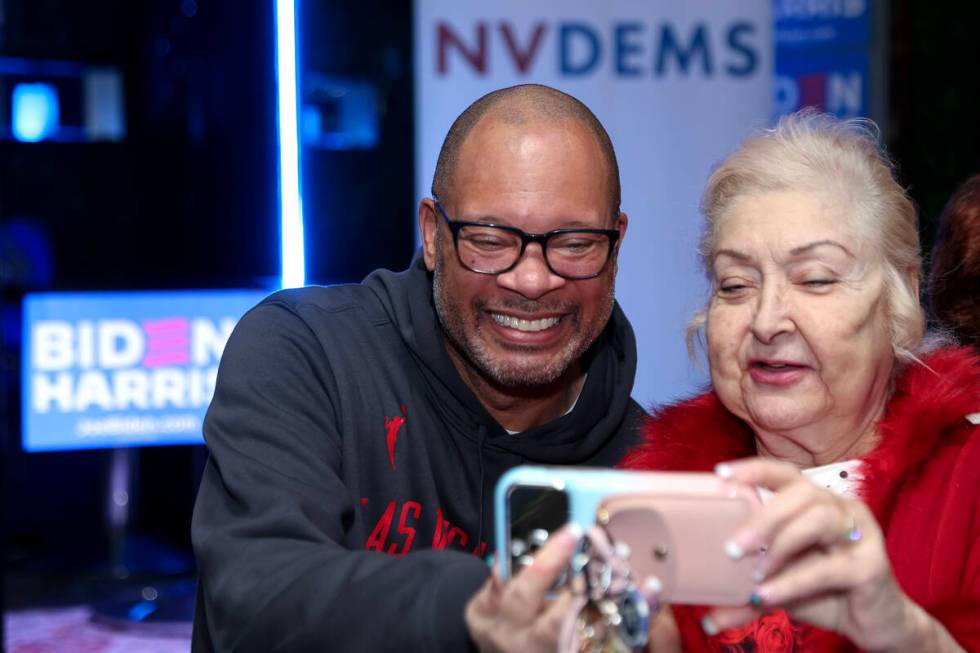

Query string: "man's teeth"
[[491, 313, 560, 332]]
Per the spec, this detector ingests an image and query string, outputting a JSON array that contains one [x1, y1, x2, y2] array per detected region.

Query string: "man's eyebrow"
[[466, 216, 606, 230], [789, 240, 855, 257]]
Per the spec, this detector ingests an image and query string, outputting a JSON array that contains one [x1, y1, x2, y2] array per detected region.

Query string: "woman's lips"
[[748, 361, 809, 386]]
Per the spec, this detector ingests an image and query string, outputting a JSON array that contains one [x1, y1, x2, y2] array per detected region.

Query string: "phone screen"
[[506, 485, 569, 576]]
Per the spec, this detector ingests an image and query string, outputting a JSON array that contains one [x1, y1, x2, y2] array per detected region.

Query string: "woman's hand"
[[704, 458, 960, 652]]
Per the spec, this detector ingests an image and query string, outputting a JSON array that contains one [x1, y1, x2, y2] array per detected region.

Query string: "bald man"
[[192, 84, 645, 652]]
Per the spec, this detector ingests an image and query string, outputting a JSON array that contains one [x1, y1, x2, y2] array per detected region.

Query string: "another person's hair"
[[928, 174, 980, 347], [431, 84, 621, 215], [689, 110, 925, 363]]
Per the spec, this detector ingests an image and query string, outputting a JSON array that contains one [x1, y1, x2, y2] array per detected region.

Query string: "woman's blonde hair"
[[688, 110, 925, 364]]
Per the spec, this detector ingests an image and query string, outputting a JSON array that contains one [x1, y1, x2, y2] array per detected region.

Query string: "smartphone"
[[495, 465, 761, 605]]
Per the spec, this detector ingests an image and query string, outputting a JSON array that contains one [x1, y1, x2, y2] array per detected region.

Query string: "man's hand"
[[465, 524, 582, 653]]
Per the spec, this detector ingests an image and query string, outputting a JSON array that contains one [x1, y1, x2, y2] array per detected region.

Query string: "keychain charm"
[[559, 526, 652, 653]]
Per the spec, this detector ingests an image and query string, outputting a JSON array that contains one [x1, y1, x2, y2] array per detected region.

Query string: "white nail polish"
[[566, 522, 584, 539], [701, 615, 720, 636], [715, 463, 733, 479], [614, 541, 631, 559], [643, 576, 663, 595], [724, 540, 744, 560], [752, 568, 766, 583]]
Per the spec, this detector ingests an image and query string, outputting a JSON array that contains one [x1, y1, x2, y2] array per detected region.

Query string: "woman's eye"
[[802, 279, 837, 288], [718, 284, 747, 294]]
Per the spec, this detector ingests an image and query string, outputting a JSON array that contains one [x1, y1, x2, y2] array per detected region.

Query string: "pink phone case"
[[597, 474, 761, 606]]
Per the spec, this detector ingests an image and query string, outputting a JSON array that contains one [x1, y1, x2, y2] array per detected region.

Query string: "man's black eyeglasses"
[[433, 201, 619, 280]]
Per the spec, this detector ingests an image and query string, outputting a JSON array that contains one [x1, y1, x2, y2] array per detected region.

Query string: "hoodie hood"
[[364, 250, 639, 464]]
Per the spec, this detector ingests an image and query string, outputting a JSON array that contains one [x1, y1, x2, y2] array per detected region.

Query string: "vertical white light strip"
[[275, 0, 305, 288]]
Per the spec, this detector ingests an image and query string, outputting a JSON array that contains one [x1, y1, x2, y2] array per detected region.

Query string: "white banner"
[[414, 1, 772, 407]]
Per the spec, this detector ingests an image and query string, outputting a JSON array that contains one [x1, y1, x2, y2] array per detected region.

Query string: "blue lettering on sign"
[[726, 22, 758, 77], [559, 23, 601, 76], [656, 23, 712, 76], [614, 23, 644, 77]]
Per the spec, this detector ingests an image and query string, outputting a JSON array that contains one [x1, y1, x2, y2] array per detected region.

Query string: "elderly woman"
[[623, 112, 980, 651]]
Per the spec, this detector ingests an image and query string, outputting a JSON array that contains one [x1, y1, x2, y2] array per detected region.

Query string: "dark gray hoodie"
[[191, 252, 644, 652]]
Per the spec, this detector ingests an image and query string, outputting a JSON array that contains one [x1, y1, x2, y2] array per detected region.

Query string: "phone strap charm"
[[558, 526, 651, 653]]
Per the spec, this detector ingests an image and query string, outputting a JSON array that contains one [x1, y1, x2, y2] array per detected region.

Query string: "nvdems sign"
[[415, 1, 772, 406], [430, 19, 760, 79], [22, 290, 266, 452]]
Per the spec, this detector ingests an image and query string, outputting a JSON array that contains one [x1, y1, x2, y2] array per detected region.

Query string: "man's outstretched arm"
[[192, 300, 488, 652]]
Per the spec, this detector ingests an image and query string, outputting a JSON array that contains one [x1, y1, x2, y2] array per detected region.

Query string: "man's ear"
[[419, 198, 439, 272], [615, 211, 629, 252]]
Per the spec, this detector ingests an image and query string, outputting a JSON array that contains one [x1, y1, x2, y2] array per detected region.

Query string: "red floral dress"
[[710, 611, 797, 653]]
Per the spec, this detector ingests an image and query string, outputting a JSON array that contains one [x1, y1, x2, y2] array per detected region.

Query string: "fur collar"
[[621, 346, 980, 525]]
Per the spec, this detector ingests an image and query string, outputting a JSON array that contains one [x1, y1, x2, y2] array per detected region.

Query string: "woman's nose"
[[751, 285, 795, 343]]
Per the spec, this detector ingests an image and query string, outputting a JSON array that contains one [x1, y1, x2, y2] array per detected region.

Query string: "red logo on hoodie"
[[384, 405, 407, 470]]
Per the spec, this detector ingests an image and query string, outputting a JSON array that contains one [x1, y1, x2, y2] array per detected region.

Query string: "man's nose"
[[494, 244, 566, 299]]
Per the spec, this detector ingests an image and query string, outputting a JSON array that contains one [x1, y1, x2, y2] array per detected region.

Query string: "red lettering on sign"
[[499, 22, 546, 74], [437, 22, 486, 75]]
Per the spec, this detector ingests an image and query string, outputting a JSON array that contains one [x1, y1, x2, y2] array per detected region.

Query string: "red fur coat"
[[621, 346, 980, 652]]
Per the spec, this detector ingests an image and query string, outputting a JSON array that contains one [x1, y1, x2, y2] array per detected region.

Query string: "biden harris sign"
[[22, 290, 266, 452], [414, 1, 772, 405]]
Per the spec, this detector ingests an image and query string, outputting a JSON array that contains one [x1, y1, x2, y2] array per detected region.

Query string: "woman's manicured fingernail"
[[724, 539, 744, 560], [701, 615, 720, 636], [752, 567, 766, 583], [566, 522, 584, 540], [614, 541, 631, 559], [714, 463, 733, 479], [644, 576, 663, 595], [749, 586, 770, 606]]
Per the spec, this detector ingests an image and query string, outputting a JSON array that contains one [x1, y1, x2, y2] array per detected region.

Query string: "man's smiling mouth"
[[490, 313, 561, 332]]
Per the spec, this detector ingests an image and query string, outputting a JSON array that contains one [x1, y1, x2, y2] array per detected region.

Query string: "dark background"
[[1, 0, 978, 631], [0, 0, 416, 618]]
